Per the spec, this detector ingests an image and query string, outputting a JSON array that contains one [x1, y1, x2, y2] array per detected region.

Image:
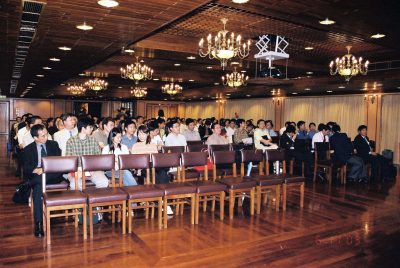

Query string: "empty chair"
[[81, 154, 128, 238], [42, 156, 87, 245], [119, 154, 163, 232], [214, 151, 256, 220]]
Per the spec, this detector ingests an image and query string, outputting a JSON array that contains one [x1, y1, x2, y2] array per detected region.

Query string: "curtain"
[[381, 94, 400, 164], [283, 95, 365, 138], [185, 101, 218, 119], [225, 98, 275, 120]]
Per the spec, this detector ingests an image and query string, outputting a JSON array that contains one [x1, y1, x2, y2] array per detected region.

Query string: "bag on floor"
[[12, 181, 31, 204]]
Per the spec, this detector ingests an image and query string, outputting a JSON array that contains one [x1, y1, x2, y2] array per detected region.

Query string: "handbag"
[[12, 181, 31, 204]]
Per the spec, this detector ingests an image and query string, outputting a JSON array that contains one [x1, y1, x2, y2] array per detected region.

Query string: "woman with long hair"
[[102, 127, 137, 186]]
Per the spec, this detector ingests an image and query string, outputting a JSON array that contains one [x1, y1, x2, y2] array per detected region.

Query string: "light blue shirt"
[[121, 134, 137, 150]]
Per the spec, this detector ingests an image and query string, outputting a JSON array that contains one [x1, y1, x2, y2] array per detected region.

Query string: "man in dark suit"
[[23, 124, 63, 237], [198, 119, 212, 140], [330, 124, 366, 182], [353, 125, 386, 180]]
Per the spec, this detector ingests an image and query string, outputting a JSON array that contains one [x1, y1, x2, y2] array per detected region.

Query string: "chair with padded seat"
[[181, 151, 208, 182], [81, 154, 128, 238], [119, 154, 163, 232], [186, 140, 203, 146], [42, 156, 87, 245], [162, 146, 186, 154], [213, 151, 256, 220], [187, 143, 208, 153]]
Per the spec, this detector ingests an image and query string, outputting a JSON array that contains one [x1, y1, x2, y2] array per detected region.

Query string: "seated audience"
[[254, 119, 278, 151], [225, 119, 236, 144], [24, 124, 63, 237], [311, 123, 330, 149], [206, 123, 229, 145], [182, 118, 201, 141], [265, 120, 278, 137], [279, 121, 291, 135], [22, 116, 46, 148], [233, 119, 250, 144], [199, 119, 212, 140], [296, 120, 310, 140], [308, 122, 317, 139], [165, 119, 187, 146], [65, 118, 108, 190], [157, 118, 166, 139], [92, 117, 115, 149], [121, 120, 137, 150], [131, 125, 159, 155], [53, 113, 78, 156], [330, 124, 367, 182]]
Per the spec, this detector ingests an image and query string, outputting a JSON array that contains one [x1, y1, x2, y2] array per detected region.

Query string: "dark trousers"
[[346, 156, 366, 180], [29, 173, 63, 222], [363, 154, 385, 179], [291, 151, 313, 177]]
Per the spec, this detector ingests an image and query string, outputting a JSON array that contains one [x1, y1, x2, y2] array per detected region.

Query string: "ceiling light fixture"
[[79, 73, 86, 76], [232, 0, 249, 3], [214, 82, 220, 86], [162, 81, 182, 95], [206, 66, 213, 69], [292, 92, 298, 95], [370, 33, 385, 39], [58, 46, 71, 51], [84, 78, 108, 91], [153, 78, 159, 81], [120, 56, 154, 84], [304, 47, 314, 50], [174, 63, 181, 66], [319, 18, 335, 25], [222, 67, 249, 89], [49, 57, 60, 62], [246, 94, 251, 97], [187, 56, 196, 60], [123, 48, 135, 53], [199, 18, 251, 69], [67, 84, 86, 95], [36, 74, 44, 77], [42, 66, 52, 70], [76, 22, 93, 31], [97, 0, 119, 8], [329, 46, 369, 82], [338, 86, 346, 89], [306, 71, 313, 75], [188, 79, 195, 82], [131, 87, 147, 98], [327, 90, 333, 93], [305, 88, 311, 91]]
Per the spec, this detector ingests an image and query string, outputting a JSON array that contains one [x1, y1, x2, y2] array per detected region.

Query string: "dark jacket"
[[23, 140, 61, 180], [330, 132, 353, 163], [279, 133, 294, 150], [198, 125, 211, 139], [353, 134, 372, 161]]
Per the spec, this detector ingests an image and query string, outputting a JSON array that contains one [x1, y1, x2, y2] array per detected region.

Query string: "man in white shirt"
[[225, 119, 236, 144], [165, 120, 187, 146], [53, 113, 78, 156], [311, 123, 330, 149], [22, 116, 51, 148], [182, 118, 201, 141]]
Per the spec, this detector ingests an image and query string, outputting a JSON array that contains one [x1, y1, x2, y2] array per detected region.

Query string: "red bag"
[[193, 158, 213, 172]]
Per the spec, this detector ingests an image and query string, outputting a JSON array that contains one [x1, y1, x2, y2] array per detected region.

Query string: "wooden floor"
[[1, 147, 400, 267]]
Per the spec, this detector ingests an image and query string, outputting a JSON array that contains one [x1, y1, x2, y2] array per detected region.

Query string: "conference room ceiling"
[[2, 0, 400, 101]]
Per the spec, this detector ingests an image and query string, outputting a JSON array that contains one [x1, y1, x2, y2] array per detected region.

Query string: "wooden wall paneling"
[[65, 101, 73, 114], [53, 100, 65, 118], [112, 101, 122, 118], [12, 99, 52, 119], [101, 102, 112, 117], [178, 104, 186, 118], [0, 102, 10, 135], [137, 101, 146, 117]]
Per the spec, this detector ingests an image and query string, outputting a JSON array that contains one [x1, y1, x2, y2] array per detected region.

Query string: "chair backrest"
[[181, 151, 208, 167], [81, 154, 115, 188], [42, 156, 78, 191], [294, 139, 311, 152], [271, 136, 279, 144], [241, 149, 264, 163], [212, 150, 235, 165], [266, 149, 286, 162], [162, 146, 185, 154], [208, 144, 230, 157], [186, 140, 203, 146], [187, 144, 208, 153], [152, 152, 181, 168], [119, 154, 150, 170]]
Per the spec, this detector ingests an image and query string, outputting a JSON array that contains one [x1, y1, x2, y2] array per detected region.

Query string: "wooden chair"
[[313, 142, 346, 185], [186, 140, 203, 146], [81, 155, 128, 238], [213, 151, 256, 220], [182, 151, 226, 223], [162, 146, 185, 154], [42, 156, 87, 245], [152, 153, 196, 228], [187, 143, 208, 153], [181, 151, 208, 182], [119, 154, 163, 232]]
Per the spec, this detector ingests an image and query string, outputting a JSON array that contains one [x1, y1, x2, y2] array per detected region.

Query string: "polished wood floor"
[[1, 145, 400, 267]]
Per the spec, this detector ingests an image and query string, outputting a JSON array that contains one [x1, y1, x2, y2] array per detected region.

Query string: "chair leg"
[[122, 201, 126, 235], [238, 195, 243, 207], [220, 192, 225, 221], [190, 195, 195, 225], [250, 188, 255, 216], [175, 202, 180, 215], [313, 165, 317, 182], [263, 192, 268, 205], [46, 209, 51, 245], [275, 184, 280, 212], [151, 204, 155, 219], [145, 202, 149, 219], [300, 183, 304, 208], [111, 205, 115, 224], [74, 209, 78, 228], [180, 202, 184, 215], [158, 198, 162, 229], [211, 196, 216, 212], [195, 194, 199, 224], [203, 199, 207, 212], [83, 205, 87, 240], [256, 186, 261, 214], [283, 184, 287, 211], [89, 205, 93, 238], [229, 190, 234, 220], [163, 197, 168, 228], [128, 202, 132, 234]]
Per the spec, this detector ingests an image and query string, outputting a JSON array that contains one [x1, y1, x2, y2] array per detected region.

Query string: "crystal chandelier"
[[222, 67, 249, 88], [120, 57, 154, 84], [161, 82, 182, 95], [329, 46, 369, 82], [67, 84, 86, 95], [130, 87, 147, 98], [84, 78, 108, 91], [199, 18, 251, 69]]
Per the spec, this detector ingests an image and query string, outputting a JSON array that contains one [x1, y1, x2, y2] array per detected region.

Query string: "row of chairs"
[[41, 147, 305, 245]]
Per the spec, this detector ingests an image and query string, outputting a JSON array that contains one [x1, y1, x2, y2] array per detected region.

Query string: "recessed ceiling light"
[[327, 90, 333, 93], [214, 82, 220, 85], [319, 18, 335, 25], [200, 97, 203, 100], [76, 22, 93, 31], [49, 57, 60, 62], [304, 88, 311, 91], [232, 0, 249, 3], [153, 78, 159, 81], [188, 79, 194, 82], [123, 48, 135, 53], [78, 73, 86, 76], [36, 74, 44, 77], [187, 56, 196, 60], [397, 86, 400, 89], [118, 86, 122, 89], [226, 93, 231, 95], [376, 83, 383, 87], [292, 92, 298, 95], [97, 0, 119, 8], [306, 71, 313, 75], [206, 66, 213, 69], [241, 70, 247, 73], [371, 33, 385, 39], [164, 98, 167, 101], [338, 86, 346, 89], [246, 94, 251, 97], [140, 59, 144, 63], [174, 63, 181, 66], [231, 61, 240, 65], [58, 46, 72, 51], [60, 83, 65, 86], [304, 47, 314, 50], [26, 86, 32, 89], [188, 98, 191, 101], [42, 66, 52, 70], [29, 82, 36, 85]]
